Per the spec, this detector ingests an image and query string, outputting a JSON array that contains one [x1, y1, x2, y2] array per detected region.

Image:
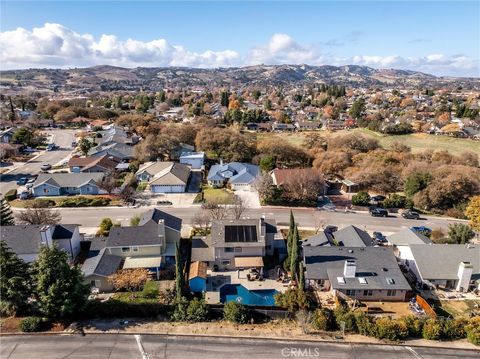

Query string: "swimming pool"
[[220, 284, 278, 306]]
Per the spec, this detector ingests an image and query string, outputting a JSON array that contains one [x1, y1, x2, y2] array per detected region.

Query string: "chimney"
[[220, 158, 223, 166], [39, 225, 53, 247], [344, 260, 356, 278], [456, 262, 473, 292]]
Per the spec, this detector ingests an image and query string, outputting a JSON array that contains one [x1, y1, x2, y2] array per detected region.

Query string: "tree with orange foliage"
[[108, 269, 150, 299], [323, 105, 334, 119]]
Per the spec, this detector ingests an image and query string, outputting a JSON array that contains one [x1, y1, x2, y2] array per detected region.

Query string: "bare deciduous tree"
[[230, 195, 249, 219], [253, 172, 275, 201], [15, 202, 61, 225], [311, 212, 326, 234], [202, 199, 228, 221], [282, 168, 324, 204], [98, 172, 117, 194], [192, 211, 210, 232]]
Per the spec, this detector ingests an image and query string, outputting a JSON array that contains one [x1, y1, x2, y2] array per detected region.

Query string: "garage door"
[[151, 185, 185, 193]]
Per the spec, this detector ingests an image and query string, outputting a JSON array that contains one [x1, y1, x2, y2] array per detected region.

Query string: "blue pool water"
[[220, 284, 278, 306]]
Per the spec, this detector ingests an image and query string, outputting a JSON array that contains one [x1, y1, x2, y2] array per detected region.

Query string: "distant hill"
[[1, 64, 478, 93]]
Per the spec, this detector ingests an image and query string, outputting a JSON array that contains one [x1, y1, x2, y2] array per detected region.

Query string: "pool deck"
[[205, 269, 288, 304]]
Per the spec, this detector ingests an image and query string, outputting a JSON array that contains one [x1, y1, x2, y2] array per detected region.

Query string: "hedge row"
[[58, 197, 111, 207], [312, 307, 480, 344]]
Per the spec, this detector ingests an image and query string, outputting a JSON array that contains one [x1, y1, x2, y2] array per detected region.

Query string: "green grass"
[[255, 129, 480, 156], [194, 186, 235, 204], [10, 195, 123, 208]]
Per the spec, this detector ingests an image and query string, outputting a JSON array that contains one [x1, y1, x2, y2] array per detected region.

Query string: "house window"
[[225, 248, 234, 252], [91, 280, 101, 287], [222, 260, 230, 265], [132, 247, 139, 252], [121, 247, 130, 253], [363, 290, 373, 296], [234, 247, 242, 253], [346, 289, 355, 296], [387, 290, 397, 297]]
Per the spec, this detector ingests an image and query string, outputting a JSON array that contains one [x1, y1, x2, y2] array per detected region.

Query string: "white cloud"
[[0, 23, 477, 77]]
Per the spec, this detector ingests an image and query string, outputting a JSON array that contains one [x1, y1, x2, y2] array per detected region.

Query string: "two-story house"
[[1, 224, 83, 262], [191, 218, 282, 271]]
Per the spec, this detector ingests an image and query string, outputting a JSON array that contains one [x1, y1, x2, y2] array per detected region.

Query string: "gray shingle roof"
[[304, 246, 410, 290], [33, 173, 104, 189], [333, 225, 373, 247], [409, 244, 480, 281], [52, 224, 77, 239], [207, 162, 259, 185], [106, 221, 161, 247], [139, 208, 182, 232], [210, 219, 265, 248], [303, 232, 333, 247], [1, 225, 44, 254], [191, 238, 215, 262], [387, 228, 432, 246], [82, 248, 123, 277]]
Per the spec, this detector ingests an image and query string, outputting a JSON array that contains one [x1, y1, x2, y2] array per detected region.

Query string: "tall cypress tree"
[[175, 242, 184, 302], [290, 225, 300, 281], [0, 198, 14, 226], [286, 211, 295, 257]]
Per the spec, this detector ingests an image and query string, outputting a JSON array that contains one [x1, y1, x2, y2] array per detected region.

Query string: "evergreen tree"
[[221, 91, 229, 107], [285, 210, 296, 271], [0, 197, 14, 226], [175, 242, 184, 302], [290, 225, 300, 281], [33, 246, 89, 318], [298, 262, 305, 291], [0, 241, 31, 315]]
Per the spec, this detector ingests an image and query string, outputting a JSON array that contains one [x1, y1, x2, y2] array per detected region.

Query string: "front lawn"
[[194, 186, 235, 204], [10, 195, 124, 208]]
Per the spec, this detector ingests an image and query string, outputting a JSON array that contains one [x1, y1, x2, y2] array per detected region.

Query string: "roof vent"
[[386, 278, 395, 285], [348, 249, 354, 253]]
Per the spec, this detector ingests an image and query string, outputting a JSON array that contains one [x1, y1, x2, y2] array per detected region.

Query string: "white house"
[[179, 152, 205, 169], [386, 228, 432, 265], [207, 162, 259, 191]]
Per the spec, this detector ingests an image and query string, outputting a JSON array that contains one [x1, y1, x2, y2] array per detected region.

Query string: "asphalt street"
[[0, 129, 76, 194], [1, 334, 478, 359], [25, 204, 466, 235]]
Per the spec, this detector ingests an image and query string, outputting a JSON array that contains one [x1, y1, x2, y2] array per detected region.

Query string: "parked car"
[[372, 231, 387, 243], [16, 177, 28, 185], [19, 190, 31, 200], [411, 226, 432, 236], [370, 195, 386, 203], [40, 163, 52, 171], [402, 209, 420, 220], [324, 225, 338, 234], [370, 207, 389, 217], [46, 144, 55, 151], [156, 200, 173, 205]]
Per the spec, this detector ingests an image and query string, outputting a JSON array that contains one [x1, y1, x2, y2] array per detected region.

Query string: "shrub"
[[4, 189, 17, 202], [33, 199, 55, 207], [186, 298, 209, 322], [442, 318, 467, 339], [354, 311, 376, 336], [171, 297, 189, 321], [422, 319, 443, 340], [223, 301, 249, 324], [374, 317, 409, 341], [351, 191, 370, 206], [382, 194, 408, 209], [141, 281, 159, 299], [465, 317, 480, 345], [274, 288, 312, 312], [19, 317, 43, 332], [334, 306, 357, 333], [402, 315, 424, 337], [312, 308, 336, 331]]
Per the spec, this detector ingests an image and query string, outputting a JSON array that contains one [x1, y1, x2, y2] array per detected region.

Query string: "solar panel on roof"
[[224, 225, 258, 242]]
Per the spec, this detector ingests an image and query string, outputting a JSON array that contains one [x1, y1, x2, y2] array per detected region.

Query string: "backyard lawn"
[[256, 129, 480, 156], [195, 186, 235, 204]]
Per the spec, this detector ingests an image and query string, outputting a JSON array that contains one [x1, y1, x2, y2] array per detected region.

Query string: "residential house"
[[0, 127, 15, 143], [272, 123, 295, 132], [68, 154, 119, 173], [171, 143, 195, 160], [386, 228, 432, 265], [304, 246, 411, 301], [103, 209, 182, 278], [82, 248, 123, 292], [135, 161, 191, 193], [179, 152, 205, 169], [207, 162, 259, 191], [1, 224, 82, 262], [295, 121, 321, 131], [190, 218, 282, 271], [407, 244, 480, 292], [330, 225, 373, 247], [270, 168, 325, 193], [87, 119, 110, 131], [32, 173, 104, 197], [88, 142, 135, 162]]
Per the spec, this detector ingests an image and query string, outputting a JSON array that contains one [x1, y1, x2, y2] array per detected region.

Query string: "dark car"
[[370, 195, 386, 203], [16, 177, 28, 185], [372, 231, 387, 243], [402, 210, 420, 220], [411, 226, 432, 236], [156, 200, 173, 205], [370, 207, 388, 217]]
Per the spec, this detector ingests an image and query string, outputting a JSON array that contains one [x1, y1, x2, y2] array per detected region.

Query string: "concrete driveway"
[[234, 189, 261, 208]]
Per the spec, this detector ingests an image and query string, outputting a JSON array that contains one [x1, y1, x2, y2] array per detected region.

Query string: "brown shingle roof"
[[189, 261, 207, 279]]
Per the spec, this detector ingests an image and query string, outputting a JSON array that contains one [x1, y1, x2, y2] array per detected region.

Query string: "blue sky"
[[1, 1, 479, 76]]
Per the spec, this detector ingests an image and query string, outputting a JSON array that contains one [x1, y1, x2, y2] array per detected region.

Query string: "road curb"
[[1, 331, 478, 351]]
